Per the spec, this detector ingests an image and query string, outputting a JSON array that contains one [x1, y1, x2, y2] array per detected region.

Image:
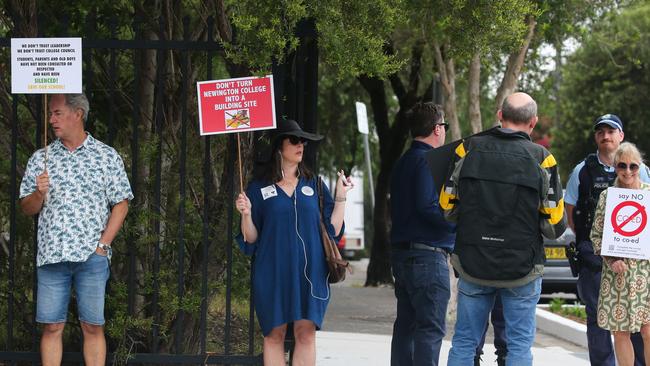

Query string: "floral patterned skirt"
[[597, 259, 650, 332]]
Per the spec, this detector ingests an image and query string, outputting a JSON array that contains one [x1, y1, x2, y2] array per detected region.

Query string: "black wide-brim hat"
[[271, 118, 323, 145]]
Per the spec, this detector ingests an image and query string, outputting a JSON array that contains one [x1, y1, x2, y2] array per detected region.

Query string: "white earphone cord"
[[294, 189, 330, 301], [281, 154, 329, 300]]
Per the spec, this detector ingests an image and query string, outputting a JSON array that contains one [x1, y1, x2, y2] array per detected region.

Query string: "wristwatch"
[[97, 242, 113, 260]]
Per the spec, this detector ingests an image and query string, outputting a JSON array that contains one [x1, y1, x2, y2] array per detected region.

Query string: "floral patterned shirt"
[[19, 134, 133, 266]]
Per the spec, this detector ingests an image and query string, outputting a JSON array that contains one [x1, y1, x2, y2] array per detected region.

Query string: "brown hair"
[[263, 137, 314, 183]]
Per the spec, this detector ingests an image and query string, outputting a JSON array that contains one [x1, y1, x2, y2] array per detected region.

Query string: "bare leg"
[[41, 323, 65, 366], [263, 324, 287, 366], [613, 331, 634, 366], [640, 324, 650, 365], [292, 320, 316, 366], [80, 322, 106, 366]]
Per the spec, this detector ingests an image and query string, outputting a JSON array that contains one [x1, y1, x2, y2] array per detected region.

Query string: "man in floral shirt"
[[20, 93, 133, 366]]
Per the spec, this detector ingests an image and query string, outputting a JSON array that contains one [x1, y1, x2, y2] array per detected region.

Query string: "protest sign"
[[11, 38, 82, 94], [601, 187, 650, 260], [197, 75, 276, 136]]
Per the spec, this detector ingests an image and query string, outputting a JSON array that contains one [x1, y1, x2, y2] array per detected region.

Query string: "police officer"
[[565, 114, 650, 366]]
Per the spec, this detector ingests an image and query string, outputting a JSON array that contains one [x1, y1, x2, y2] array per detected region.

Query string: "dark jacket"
[[440, 128, 567, 287]]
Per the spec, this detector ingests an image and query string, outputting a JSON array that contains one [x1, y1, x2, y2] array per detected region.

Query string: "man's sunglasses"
[[287, 135, 308, 146], [436, 122, 449, 132], [616, 162, 640, 172]]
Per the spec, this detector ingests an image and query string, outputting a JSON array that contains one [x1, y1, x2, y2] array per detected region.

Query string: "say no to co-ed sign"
[[602, 187, 650, 260]]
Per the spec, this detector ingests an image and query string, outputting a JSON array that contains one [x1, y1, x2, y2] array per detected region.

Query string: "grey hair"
[[614, 142, 645, 166], [64, 94, 90, 122], [501, 98, 537, 124]]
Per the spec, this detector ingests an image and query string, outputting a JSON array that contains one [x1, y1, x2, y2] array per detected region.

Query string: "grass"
[[548, 298, 587, 324]]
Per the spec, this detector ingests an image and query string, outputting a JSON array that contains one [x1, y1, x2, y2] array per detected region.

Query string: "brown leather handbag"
[[317, 178, 350, 283]]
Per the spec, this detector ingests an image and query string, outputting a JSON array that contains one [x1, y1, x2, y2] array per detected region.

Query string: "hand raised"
[[335, 170, 354, 199], [36, 171, 50, 197], [236, 192, 252, 216]]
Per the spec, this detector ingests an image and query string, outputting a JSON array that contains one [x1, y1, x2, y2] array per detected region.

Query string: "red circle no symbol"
[[611, 201, 647, 237]]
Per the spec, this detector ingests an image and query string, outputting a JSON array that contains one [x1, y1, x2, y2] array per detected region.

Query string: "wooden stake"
[[43, 95, 48, 172], [237, 133, 244, 192], [43, 94, 49, 206]]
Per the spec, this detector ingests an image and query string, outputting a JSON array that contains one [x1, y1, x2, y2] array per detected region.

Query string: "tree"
[[0, 0, 412, 353], [362, 0, 540, 285], [360, 0, 620, 285], [555, 2, 650, 179]]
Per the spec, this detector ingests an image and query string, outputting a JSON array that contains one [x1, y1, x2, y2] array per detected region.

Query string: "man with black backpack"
[[564, 114, 649, 366], [441, 92, 566, 366]]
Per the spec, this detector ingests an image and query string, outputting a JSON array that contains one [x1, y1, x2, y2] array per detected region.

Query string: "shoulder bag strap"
[[317, 177, 325, 218]]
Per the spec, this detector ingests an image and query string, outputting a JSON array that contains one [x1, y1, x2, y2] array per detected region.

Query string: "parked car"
[[542, 227, 578, 295]]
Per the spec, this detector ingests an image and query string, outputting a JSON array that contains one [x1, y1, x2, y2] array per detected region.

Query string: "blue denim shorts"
[[36, 252, 110, 325]]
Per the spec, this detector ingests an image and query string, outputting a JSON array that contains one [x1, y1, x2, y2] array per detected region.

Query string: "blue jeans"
[[391, 249, 450, 366], [577, 268, 646, 366], [476, 294, 507, 361], [37, 253, 110, 325], [448, 277, 541, 366]]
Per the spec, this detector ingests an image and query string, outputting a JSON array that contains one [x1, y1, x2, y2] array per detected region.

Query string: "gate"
[[1, 5, 319, 365]]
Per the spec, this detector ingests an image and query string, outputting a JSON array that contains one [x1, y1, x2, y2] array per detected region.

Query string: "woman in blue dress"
[[235, 118, 353, 365]]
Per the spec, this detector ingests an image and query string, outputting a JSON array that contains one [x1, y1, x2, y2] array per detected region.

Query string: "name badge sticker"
[[260, 185, 277, 200], [301, 186, 315, 197]]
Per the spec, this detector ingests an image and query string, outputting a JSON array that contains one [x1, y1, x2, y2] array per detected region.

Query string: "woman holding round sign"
[[235, 118, 353, 366], [591, 142, 650, 366]]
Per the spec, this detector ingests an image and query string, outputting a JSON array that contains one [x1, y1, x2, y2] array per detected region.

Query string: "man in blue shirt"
[[565, 114, 648, 366], [389, 102, 455, 366]]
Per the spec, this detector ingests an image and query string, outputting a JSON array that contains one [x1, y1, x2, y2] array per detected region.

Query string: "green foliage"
[[225, 0, 306, 70], [408, 0, 538, 58], [225, 0, 405, 78], [312, 0, 406, 78], [535, 0, 617, 44], [1, 2, 258, 355], [549, 297, 565, 313], [548, 298, 587, 320], [555, 2, 650, 178]]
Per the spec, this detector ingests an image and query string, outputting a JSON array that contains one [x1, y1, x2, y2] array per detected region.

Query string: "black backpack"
[[455, 133, 546, 281]]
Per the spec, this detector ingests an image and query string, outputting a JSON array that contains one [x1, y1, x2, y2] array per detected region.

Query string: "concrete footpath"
[[316, 331, 589, 365], [318, 259, 590, 365]]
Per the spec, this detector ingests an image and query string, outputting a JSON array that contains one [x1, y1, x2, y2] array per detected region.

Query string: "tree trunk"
[[468, 52, 482, 134], [7, 0, 37, 38], [553, 35, 563, 129], [432, 41, 460, 141], [360, 40, 425, 286], [131, 0, 159, 316], [444, 60, 459, 141], [494, 16, 537, 119], [359, 76, 393, 286], [0, 0, 38, 154]]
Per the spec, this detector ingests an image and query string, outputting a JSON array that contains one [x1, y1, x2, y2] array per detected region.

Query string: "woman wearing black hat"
[[235, 118, 353, 365]]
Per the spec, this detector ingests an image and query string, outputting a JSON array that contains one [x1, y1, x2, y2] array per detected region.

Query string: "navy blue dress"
[[237, 176, 343, 336]]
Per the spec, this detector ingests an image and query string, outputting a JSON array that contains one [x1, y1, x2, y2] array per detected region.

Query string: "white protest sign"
[[355, 101, 369, 135], [601, 187, 650, 260], [11, 38, 82, 94]]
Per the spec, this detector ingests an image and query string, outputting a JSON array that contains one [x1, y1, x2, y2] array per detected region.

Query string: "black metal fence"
[[1, 8, 319, 365]]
